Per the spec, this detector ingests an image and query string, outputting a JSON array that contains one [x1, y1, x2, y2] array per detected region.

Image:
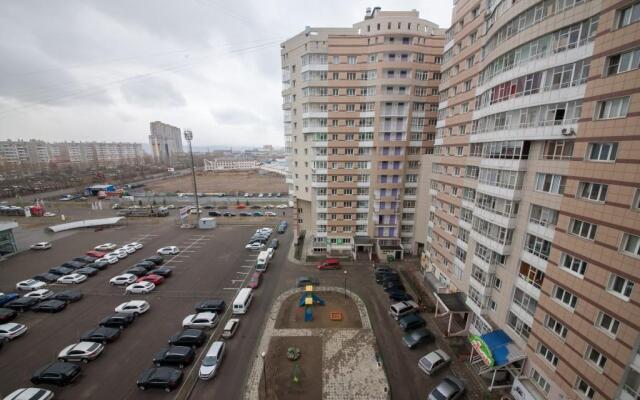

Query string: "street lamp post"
[[344, 270, 348, 299], [261, 351, 268, 397], [184, 130, 200, 222]]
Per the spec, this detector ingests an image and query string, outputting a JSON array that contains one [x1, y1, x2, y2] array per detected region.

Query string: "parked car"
[[2, 388, 54, 400], [418, 350, 452, 376], [221, 318, 239, 339], [75, 267, 99, 277], [86, 250, 107, 258], [182, 312, 217, 329], [48, 266, 74, 276], [144, 255, 164, 265], [30, 242, 51, 250], [125, 267, 148, 277], [168, 329, 206, 348], [128, 242, 143, 250], [318, 259, 341, 270], [24, 289, 54, 301], [147, 267, 172, 277], [125, 281, 155, 294], [137, 274, 165, 285], [16, 279, 46, 291], [375, 271, 399, 284], [389, 301, 419, 320], [57, 273, 87, 284], [134, 261, 156, 271], [238, 212, 252, 216], [157, 246, 180, 255], [110, 274, 137, 286], [223, 212, 235, 217], [248, 272, 262, 289], [296, 276, 320, 287], [95, 243, 117, 251], [383, 282, 405, 293], [31, 362, 81, 386], [5, 297, 39, 312], [115, 300, 150, 315], [73, 256, 96, 264], [195, 299, 225, 313], [85, 261, 107, 271], [153, 346, 195, 368], [32, 300, 67, 313], [99, 313, 135, 330], [245, 242, 264, 250], [53, 290, 83, 303], [0, 322, 28, 340], [402, 328, 435, 349], [137, 367, 183, 392], [98, 255, 119, 265], [208, 211, 222, 217], [0, 308, 17, 323], [374, 265, 393, 274], [388, 290, 413, 302], [427, 376, 465, 400], [398, 314, 426, 331], [58, 342, 104, 363], [0, 292, 19, 306], [80, 326, 121, 344], [199, 341, 225, 380]]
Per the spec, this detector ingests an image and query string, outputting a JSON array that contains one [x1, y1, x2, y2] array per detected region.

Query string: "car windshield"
[[202, 356, 217, 367], [431, 389, 447, 400]]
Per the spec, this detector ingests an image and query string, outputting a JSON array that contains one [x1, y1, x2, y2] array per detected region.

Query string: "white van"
[[389, 300, 419, 320], [199, 341, 225, 380], [256, 251, 269, 272], [232, 288, 253, 314]]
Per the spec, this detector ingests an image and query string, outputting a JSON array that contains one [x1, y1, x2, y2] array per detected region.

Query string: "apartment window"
[[464, 80, 472, 91], [569, 219, 597, 240], [346, 88, 356, 96], [588, 142, 618, 162], [507, 311, 531, 340], [544, 314, 568, 339], [534, 173, 565, 194], [531, 368, 551, 395], [632, 189, 640, 210], [595, 97, 630, 119], [553, 285, 578, 309], [542, 140, 573, 160], [607, 274, 634, 299], [537, 343, 559, 367], [519, 262, 545, 289], [621, 233, 640, 258], [577, 181, 608, 202], [576, 377, 595, 399], [617, 2, 640, 28], [585, 346, 607, 370], [596, 311, 620, 336], [333, 55, 340, 64], [529, 205, 558, 227], [560, 253, 587, 277], [605, 49, 640, 76], [524, 234, 552, 260], [513, 287, 538, 316], [348, 56, 357, 64], [494, 277, 502, 290]]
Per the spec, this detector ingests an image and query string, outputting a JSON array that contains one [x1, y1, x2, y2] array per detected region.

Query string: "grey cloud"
[[211, 109, 262, 125], [121, 77, 186, 108]]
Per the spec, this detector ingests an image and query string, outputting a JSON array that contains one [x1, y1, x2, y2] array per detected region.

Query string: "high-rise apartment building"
[[426, 0, 640, 399], [149, 121, 183, 164], [282, 8, 445, 259]]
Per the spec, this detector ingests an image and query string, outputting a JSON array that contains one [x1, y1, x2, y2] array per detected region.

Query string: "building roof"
[[435, 292, 470, 313], [0, 222, 18, 231]]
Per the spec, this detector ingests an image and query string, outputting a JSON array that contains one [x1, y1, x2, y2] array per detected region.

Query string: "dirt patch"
[[260, 336, 322, 400], [146, 170, 287, 194], [275, 291, 362, 330]]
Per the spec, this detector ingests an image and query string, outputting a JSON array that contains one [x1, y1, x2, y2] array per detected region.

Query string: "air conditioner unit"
[[561, 128, 576, 136]]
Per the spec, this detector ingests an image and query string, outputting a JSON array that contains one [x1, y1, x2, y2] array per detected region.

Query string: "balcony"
[[301, 63, 328, 73], [479, 158, 528, 171], [470, 231, 511, 256], [472, 207, 518, 230], [302, 111, 328, 119], [380, 107, 408, 117]]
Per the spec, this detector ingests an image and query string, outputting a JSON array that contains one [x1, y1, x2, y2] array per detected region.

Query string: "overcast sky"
[[0, 0, 452, 147]]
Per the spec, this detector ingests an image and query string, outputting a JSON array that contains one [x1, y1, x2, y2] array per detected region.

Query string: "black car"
[[125, 267, 147, 277], [5, 297, 40, 312], [239, 212, 252, 216], [168, 329, 206, 348], [147, 267, 172, 277], [399, 314, 426, 331], [195, 299, 225, 313], [32, 299, 67, 313], [0, 308, 17, 323], [223, 212, 235, 217], [381, 274, 401, 284], [144, 256, 164, 265], [75, 267, 99, 276], [402, 328, 435, 349], [85, 261, 107, 271], [153, 346, 195, 368], [137, 367, 183, 392], [268, 239, 279, 249], [54, 290, 83, 303], [80, 326, 121, 344], [73, 256, 96, 264], [134, 261, 156, 271], [374, 265, 393, 274], [32, 273, 60, 283], [31, 361, 81, 386], [376, 271, 399, 284], [99, 313, 135, 330], [49, 266, 74, 276], [388, 290, 413, 302], [208, 211, 222, 217], [202, 205, 214, 210], [384, 282, 405, 293], [61, 261, 86, 269]]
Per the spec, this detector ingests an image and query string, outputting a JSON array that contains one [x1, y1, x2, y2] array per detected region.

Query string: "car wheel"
[[102, 340, 108, 345], [133, 312, 139, 317], [164, 387, 171, 393], [82, 358, 89, 364], [58, 358, 65, 362], [155, 362, 161, 367], [139, 386, 146, 391]]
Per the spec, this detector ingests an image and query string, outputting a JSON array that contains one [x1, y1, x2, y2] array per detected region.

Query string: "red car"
[[136, 274, 165, 285], [317, 259, 341, 270], [248, 272, 262, 289], [86, 250, 107, 258]]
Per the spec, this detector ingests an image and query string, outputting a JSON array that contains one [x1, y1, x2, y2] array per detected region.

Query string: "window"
[[348, 55, 357, 64], [587, 142, 617, 161], [529, 205, 558, 227], [585, 346, 607, 370], [534, 173, 565, 194], [560, 253, 587, 276], [524, 234, 552, 260], [622, 233, 640, 258], [569, 219, 597, 240], [605, 49, 640, 76], [607, 274, 634, 299], [507, 311, 531, 339], [595, 97, 630, 119], [542, 140, 573, 160], [576, 377, 595, 399], [577, 182, 607, 202], [544, 314, 568, 339], [596, 311, 620, 336], [537, 343, 559, 367], [531, 368, 551, 394], [632, 189, 640, 210], [617, 2, 640, 28], [553, 285, 578, 309], [519, 262, 545, 289], [513, 287, 538, 316]]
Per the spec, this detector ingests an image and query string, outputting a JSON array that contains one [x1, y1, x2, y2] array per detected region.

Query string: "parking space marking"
[[180, 250, 196, 253], [239, 265, 253, 269], [223, 287, 241, 290], [236, 271, 249, 275]]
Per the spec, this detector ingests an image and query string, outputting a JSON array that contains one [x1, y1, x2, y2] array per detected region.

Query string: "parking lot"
[[0, 219, 293, 400]]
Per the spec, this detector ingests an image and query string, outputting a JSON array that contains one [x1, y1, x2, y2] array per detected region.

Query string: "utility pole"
[[184, 129, 200, 223]]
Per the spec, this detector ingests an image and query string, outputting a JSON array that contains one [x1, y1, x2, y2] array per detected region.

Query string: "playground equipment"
[[287, 347, 301, 361], [298, 285, 325, 321]]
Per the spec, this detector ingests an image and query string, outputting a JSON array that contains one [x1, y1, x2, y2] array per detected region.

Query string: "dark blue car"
[[0, 292, 19, 307]]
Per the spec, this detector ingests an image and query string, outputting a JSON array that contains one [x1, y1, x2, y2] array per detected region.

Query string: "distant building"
[[149, 121, 183, 164], [0, 222, 18, 257], [203, 159, 258, 171]]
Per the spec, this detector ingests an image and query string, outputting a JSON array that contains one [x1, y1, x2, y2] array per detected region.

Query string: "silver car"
[[418, 350, 451, 376], [427, 376, 465, 400]]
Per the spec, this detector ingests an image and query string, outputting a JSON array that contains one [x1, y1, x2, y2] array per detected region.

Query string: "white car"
[[98, 255, 119, 265], [95, 243, 117, 251], [57, 273, 87, 284], [115, 300, 150, 315], [199, 341, 225, 380], [276, 204, 287, 209], [3, 388, 54, 400], [24, 289, 54, 301], [110, 274, 137, 286], [128, 242, 143, 250], [0, 323, 28, 340], [157, 246, 180, 255], [43, 212, 56, 217], [30, 242, 52, 250], [265, 211, 277, 217], [16, 279, 46, 291], [245, 242, 264, 250], [167, 204, 176, 209], [118, 246, 135, 254], [58, 341, 104, 363], [125, 281, 155, 294], [418, 350, 452, 376], [112, 249, 128, 259], [182, 312, 218, 329]]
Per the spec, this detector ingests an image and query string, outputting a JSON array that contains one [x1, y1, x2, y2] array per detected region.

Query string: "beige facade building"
[[149, 121, 183, 164], [424, 0, 640, 399], [281, 8, 445, 258]]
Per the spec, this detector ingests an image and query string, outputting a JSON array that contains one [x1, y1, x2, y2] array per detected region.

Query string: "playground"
[[274, 290, 362, 330]]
